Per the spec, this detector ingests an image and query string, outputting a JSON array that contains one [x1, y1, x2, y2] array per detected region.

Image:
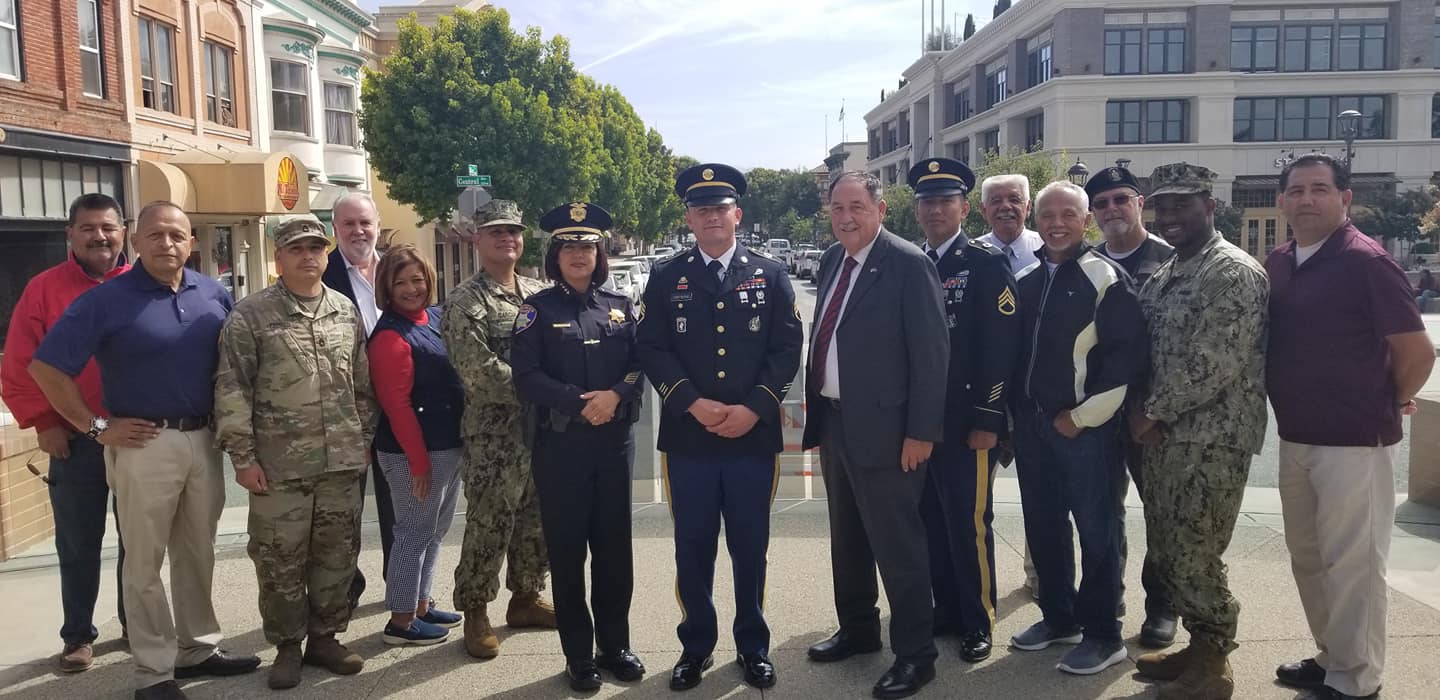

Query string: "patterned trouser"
[[452, 436, 548, 610]]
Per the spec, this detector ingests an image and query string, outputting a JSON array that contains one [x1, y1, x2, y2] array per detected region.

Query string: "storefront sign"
[[277, 156, 300, 210]]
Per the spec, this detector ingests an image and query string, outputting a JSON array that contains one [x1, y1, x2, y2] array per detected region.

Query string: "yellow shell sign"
[[277, 156, 300, 211]]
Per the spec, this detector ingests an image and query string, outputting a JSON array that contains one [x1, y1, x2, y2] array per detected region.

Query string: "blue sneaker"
[[419, 606, 463, 628], [383, 619, 450, 646]]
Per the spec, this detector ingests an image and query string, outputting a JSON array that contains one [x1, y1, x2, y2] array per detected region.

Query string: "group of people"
[[0, 150, 1430, 700]]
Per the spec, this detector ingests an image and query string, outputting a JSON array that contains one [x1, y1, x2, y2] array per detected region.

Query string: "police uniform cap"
[[907, 157, 975, 199], [273, 216, 331, 248], [675, 163, 747, 207], [1148, 162, 1218, 198], [1083, 166, 1142, 204], [541, 201, 613, 244]]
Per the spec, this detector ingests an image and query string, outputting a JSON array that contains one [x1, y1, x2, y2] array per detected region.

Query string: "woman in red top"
[[367, 246, 466, 645]]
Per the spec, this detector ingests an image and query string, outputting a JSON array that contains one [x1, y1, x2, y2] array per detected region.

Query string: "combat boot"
[[303, 634, 364, 675], [1136, 645, 1195, 682], [1157, 646, 1234, 700], [268, 643, 303, 690], [506, 591, 558, 628], [464, 606, 500, 659]]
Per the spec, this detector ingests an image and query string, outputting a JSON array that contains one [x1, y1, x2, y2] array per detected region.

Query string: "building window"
[[270, 59, 310, 135], [324, 82, 357, 146], [1233, 187, 1277, 209], [1024, 113, 1044, 151], [950, 138, 970, 163], [884, 164, 897, 185], [985, 67, 1007, 109], [1433, 94, 1439, 138], [868, 128, 880, 158], [898, 110, 911, 147], [203, 42, 235, 127], [78, 0, 103, 96], [1106, 101, 1142, 144], [1246, 220, 1260, 256], [1106, 100, 1185, 144], [1027, 44, 1052, 88], [1147, 28, 1185, 73], [980, 128, 1000, 163], [1105, 29, 1142, 75], [1337, 24, 1385, 71], [1231, 26, 1279, 72], [1264, 219, 1277, 252], [1283, 25, 1332, 72], [1145, 100, 1186, 143], [1236, 95, 1386, 142], [1336, 95, 1386, 139], [1234, 98, 1278, 141], [1433, 21, 1439, 68], [0, 0, 20, 80], [951, 86, 971, 125], [1281, 97, 1331, 141], [138, 17, 178, 113]]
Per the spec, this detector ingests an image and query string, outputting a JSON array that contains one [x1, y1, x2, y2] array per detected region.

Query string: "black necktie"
[[707, 259, 724, 280], [926, 249, 939, 263]]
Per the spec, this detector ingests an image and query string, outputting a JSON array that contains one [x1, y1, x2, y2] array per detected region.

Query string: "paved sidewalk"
[[2, 484, 1439, 699]]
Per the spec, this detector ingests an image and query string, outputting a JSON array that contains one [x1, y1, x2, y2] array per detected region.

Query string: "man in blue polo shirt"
[[29, 200, 260, 700]]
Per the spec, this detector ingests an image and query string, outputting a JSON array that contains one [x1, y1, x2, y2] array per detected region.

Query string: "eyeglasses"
[[26, 452, 51, 485], [1091, 194, 1135, 210]]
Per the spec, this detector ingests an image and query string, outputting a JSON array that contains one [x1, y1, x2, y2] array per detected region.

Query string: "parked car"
[[764, 238, 793, 268], [606, 268, 642, 304], [790, 243, 818, 273], [609, 260, 649, 298], [653, 245, 678, 257], [795, 249, 823, 279]]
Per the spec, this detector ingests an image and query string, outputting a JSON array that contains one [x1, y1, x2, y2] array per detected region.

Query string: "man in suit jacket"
[[320, 193, 394, 610], [802, 170, 949, 699]]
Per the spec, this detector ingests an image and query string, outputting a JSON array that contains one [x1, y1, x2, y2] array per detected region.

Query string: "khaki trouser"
[[105, 429, 226, 689], [1278, 440, 1395, 697]]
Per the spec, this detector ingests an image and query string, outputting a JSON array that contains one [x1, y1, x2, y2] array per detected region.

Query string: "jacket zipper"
[[1023, 261, 1056, 401]]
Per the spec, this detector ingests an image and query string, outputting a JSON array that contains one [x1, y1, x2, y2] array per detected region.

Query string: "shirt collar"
[[1168, 231, 1223, 277], [341, 247, 380, 272], [924, 231, 965, 258], [68, 251, 129, 283], [847, 227, 880, 266], [699, 242, 737, 270], [129, 259, 199, 291]]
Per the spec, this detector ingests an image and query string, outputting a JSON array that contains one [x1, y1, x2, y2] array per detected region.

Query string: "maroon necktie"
[[810, 257, 858, 387]]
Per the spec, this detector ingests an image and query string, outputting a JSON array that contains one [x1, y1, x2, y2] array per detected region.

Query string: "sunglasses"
[[1092, 194, 1135, 210]]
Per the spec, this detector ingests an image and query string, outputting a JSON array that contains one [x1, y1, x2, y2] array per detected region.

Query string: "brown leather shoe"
[[506, 591, 557, 628], [268, 643, 303, 690], [464, 606, 500, 658], [58, 642, 94, 673], [1158, 647, 1234, 700], [1136, 645, 1195, 682], [303, 635, 364, 675]]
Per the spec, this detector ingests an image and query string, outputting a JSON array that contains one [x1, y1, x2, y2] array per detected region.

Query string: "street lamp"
[[1067, 158, 1090, 186], [1115, 157, 1132, 171], [1337, 109, 1362, 172]]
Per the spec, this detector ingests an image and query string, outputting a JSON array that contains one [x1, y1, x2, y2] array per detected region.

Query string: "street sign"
[[466, 164, 478, 176], [458, 186, 492, 218], [456, 174, 491, 187]]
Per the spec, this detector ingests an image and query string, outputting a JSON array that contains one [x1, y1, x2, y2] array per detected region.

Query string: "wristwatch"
[[85, 416, 109, 441]]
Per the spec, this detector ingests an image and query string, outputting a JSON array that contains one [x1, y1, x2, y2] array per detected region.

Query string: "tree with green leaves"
[[964, 13, 977, 38], [1214, 200, 1243, 246], [963, 146, 1067, 235], [1352, 187, 1440, 242], [992, 0, 1011, 20], [742, 168, 822, 238], [882, 184, 921, 241], [926, 27, 959, 51]]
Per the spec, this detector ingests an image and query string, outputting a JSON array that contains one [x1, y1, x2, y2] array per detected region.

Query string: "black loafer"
[[737, 652, 776, 689], [595, 649, 645, 681], [1139, 613, 1178, 648], [173, 650, 261, 679], [668, 655, 713, 691], [134, 681, 187, 700], [565, 659, 601, 692], [959, 631, 992, 662], [1277, 658, 1327, 689], [807, 629, 883, 663], [872, 661, 935, 699]]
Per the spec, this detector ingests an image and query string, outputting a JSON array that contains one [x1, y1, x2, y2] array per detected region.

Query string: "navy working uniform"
[[907, 158, 1022, 654], [511, 203, 645, 688], [635, 164, 804, 685]]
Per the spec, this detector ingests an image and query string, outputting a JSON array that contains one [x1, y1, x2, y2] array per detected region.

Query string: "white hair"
[[980, 174, 1031, 203], [1034, 180, 1089, 213], [333, 192, 379, 219]]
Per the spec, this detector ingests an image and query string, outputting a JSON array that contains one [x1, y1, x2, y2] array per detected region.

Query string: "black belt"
[[138, 415, 213, 432]]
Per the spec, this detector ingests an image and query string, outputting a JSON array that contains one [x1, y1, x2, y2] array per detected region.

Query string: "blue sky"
[[359, 0, 995, 170]]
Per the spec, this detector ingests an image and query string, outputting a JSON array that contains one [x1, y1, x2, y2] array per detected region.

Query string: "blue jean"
[[1013, 407, 1124, 641], [49, 436, 126, 644]]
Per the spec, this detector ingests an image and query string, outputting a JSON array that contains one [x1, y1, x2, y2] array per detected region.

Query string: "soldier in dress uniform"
[[441, 200, 556, 659], [906, 157, 1020, 664], [635, 163, 804, 691], [214, 217, 376, 689], [511, 203, 647, 692]]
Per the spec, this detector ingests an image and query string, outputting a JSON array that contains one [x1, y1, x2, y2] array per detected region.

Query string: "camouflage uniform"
[[214, 220, 377, 646], [1136, 164, 1269, 654], [443, 253, 549, 610]]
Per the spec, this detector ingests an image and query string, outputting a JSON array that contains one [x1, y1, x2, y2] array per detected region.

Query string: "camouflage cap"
[[273, 216, 331, 248], [474, 199, 526, 230], [1148, 162, 1218, 198]]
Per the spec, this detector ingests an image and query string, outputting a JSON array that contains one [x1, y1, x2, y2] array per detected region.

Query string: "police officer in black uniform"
[[635, 163, 804, 691], [511, 202, 646, 692], [907, 157, 1021, 664]]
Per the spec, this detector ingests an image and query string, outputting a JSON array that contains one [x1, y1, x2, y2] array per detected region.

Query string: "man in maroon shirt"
[[1265, 154, 1434, 700], [1, 193, 130, 672]]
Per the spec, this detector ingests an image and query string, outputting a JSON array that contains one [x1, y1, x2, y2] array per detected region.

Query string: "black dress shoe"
[[668, 655, 713, 691], [596, 649, 645, 681], [959, 631, 992, 662], [872, 661, 936, 699], [1139, 613, 1178, 648], [134, 680, 187, 700], [736, 652, 777, 689], [565, 659, 602, 692], [173, 650, 262, 679], [807, 629, 883, 663], [1277, 658, 1327, 689]]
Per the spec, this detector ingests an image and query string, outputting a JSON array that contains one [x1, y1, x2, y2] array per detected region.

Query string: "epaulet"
[[656, 248, 688, 266], [748, 248, 780, 262], [967, 239, 1004, 257]]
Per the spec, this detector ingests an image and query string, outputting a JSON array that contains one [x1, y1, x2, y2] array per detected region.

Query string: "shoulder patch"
[[513, 304, 537, 334]]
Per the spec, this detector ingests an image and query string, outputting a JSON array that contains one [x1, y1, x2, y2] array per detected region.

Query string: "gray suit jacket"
[[801, 228, 949, 467]]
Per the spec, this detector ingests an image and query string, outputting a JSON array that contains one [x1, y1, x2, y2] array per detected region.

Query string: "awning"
[[137, 151, 311, 215]]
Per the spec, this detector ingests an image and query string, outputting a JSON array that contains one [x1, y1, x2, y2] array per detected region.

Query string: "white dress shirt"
[[978, 228, 1044, 275], [699, 242, 737, 280], [344, 250, 382, 336], [816, 229, 879, 399], [921, 231, 963, 260]]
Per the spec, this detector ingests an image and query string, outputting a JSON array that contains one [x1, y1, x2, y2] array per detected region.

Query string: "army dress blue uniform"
[[908, 158, 1022, 658], [635, 164, 804, 684], [511, 204, 645, 688]]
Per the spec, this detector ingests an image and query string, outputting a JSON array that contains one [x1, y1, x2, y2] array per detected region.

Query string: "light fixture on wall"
[[1067, 158, 1090, 185]]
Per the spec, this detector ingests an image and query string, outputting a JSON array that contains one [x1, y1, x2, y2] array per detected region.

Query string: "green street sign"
[[467, 164, 478, 176], [456, 174, 491, 187]]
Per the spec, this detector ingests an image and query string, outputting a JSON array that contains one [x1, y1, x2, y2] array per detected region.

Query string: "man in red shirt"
[[1, 193, 131, 673]]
